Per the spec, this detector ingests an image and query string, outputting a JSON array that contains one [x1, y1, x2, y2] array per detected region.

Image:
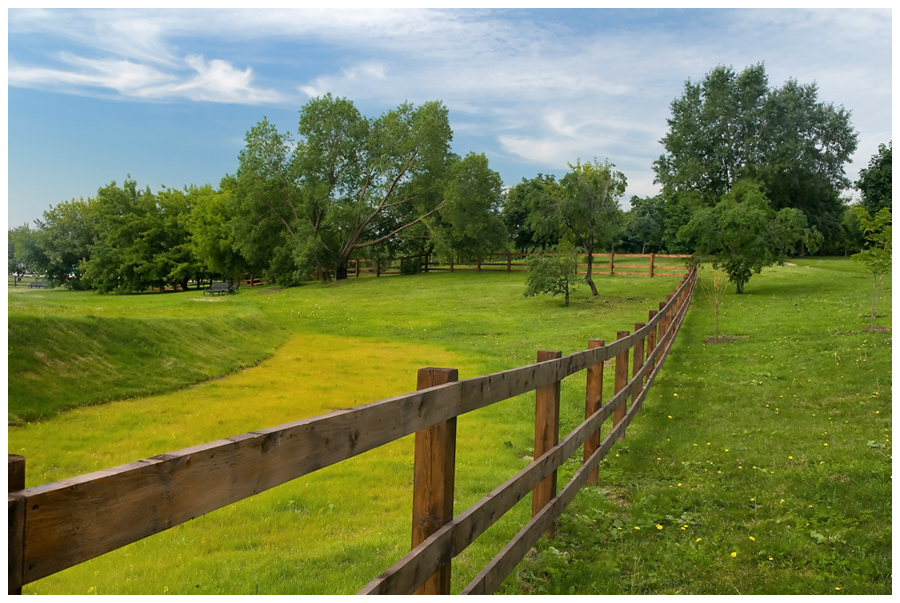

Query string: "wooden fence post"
[[646, 310, 658, 373], [411, 368, 459, 595], [477, 257, 482, 272], [649, 253, 655, 278], [9, 454, 25, 595], [533, 350, 562, 535], [507, 253, 512, 273], [608, 252, 615, 275], [632, 323, 646, 408], [613, 331, 629, 441], [584, 340, 604, 485]]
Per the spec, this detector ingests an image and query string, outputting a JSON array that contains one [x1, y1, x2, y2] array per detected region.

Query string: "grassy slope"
[[8, 289, 289, 423], [498, 259, 892, 595], [7, 261, 891, 594]]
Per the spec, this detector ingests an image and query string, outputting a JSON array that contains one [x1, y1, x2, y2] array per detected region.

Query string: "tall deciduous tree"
[[679, 179, 819, 294], [32, 197, 97, 289], [82, 178, 168, 293], [654, 63, 858, 250], [231, 95, 454, 284], [429, 152, 508, 262], [624, 195, 666, 254], [530, 159, 625, 296], [502, 174, 563, 253], [188, 183, 249, 282], [856, 142, 892, 215]]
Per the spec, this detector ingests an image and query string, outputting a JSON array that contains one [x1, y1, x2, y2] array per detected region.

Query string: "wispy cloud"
[[7, 7, 892, 202]]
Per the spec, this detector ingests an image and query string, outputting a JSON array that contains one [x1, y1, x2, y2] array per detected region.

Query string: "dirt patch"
[[191, 298, 223, 302], [785, 262, 797, 266], [703, 335, 750, 344], [259, 288, 283, 294]]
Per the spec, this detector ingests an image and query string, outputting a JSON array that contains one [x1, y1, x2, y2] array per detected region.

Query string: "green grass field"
[[7, 259, 891, 594]]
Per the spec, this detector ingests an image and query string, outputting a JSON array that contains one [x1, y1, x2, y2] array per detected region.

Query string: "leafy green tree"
[[679, 179, 819, 294], [851, 207, 891, 329], [9, 224, 46, 278], [82, 178, 168, 293], [654, 64, 857, 250], [529, 159, 625, 296], [502, 174, 563, 253], [30, 198, 98, 289], [231, 95, 454, 284], [856, 142, 892, 215], [624, 195, 666, 254], [189, 183, 249, 283], [156, 187, 205, 291], [523, 244, 581, 307], [429, 152, 508, 262]]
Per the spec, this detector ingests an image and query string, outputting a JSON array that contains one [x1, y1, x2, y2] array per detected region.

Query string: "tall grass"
[[7, 262, 890, 594]]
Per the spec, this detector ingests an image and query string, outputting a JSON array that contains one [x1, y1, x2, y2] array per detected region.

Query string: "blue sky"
[[5, 7, 893, 228]]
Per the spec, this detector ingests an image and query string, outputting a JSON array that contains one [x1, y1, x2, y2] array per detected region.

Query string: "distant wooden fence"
[[8, 267, 697, 595], [349, 252, 690, 279]]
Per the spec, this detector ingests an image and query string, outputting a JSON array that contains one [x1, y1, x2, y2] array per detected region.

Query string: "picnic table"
[[203, 282, 239, 296]]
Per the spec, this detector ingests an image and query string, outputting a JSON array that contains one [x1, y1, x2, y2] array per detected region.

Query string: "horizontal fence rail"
[[8, 267, 696, 595], [348, 252, 690, 279]]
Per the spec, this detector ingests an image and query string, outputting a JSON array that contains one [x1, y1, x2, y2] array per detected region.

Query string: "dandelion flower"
[[696, 538, 701, 542], [749, 536, 756, 541], [730, 552, 737, 558], [635, 526, 640, 530], [657, 524, 663, 530]]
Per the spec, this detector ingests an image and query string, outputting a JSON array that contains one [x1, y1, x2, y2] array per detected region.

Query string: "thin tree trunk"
[[871, 274, 877, 329], [584, 248, 598, 296]]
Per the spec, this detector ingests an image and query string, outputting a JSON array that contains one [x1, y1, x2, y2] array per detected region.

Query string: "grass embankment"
[[7, 260, 891, 594], [8, 291, 289, 424], [501, 258, 892, 595]]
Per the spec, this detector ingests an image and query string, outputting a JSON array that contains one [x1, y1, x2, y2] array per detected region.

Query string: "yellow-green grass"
[[9, 272, 682, 594]]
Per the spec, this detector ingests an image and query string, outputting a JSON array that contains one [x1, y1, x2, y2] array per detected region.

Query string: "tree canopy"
[[679, 179, 819, 294], [654, 63, 857, 252], [654, 63, 858, 204], [529, 159, 625, 296], [230, 95, 456, 284], [856, 142, 892, 215]]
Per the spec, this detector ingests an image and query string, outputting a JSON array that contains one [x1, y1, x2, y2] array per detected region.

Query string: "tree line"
[[8, 64, 891, 295]]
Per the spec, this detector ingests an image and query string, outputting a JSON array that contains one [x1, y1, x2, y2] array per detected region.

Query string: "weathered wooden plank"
[[411, 368, 458, 595], [613, 331, 630, 442], [584, 340, 604, 485], [9, 494, 25, 595], [9, 455, 25, 492], [532, 351, 561, 531], [8, 455, 25, 594]]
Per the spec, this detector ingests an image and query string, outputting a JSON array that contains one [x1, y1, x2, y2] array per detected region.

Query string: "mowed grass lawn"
[[7, 259, 891, 594]]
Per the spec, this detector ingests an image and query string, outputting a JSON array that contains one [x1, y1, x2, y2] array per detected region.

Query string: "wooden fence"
[[7, 267, 697, 595], [349, 252, 690, 279]]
